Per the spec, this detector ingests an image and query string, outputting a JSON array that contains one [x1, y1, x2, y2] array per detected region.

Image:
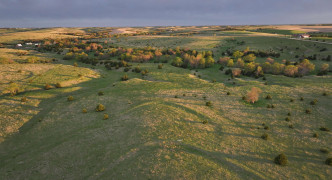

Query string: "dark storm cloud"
[[0, 0, 331, 27]]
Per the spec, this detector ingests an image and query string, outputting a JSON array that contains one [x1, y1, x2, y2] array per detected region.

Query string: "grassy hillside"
[[0, 26, 331, 179]]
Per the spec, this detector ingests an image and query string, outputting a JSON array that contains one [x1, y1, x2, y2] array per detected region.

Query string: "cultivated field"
[[0, 25, 331, 179]]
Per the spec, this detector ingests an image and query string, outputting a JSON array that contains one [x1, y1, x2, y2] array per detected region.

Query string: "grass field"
[[0, 26, 331, 179]]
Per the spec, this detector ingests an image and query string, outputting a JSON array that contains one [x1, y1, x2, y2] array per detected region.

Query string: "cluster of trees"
[[219, 55, 322, 77], [170, 50, 215, 69]]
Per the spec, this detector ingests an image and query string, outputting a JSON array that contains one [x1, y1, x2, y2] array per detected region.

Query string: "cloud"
[[0, 0, 331, 27]]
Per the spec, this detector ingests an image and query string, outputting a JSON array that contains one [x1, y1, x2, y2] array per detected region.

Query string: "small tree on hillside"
[[246, 87, 262, 103]]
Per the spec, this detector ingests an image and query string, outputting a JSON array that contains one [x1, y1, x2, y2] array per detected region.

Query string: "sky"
[[0, 0, 331, 27]]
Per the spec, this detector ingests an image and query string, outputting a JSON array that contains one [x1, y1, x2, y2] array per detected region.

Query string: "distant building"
[[16, 44, 22, 48], [294, 34, 310, 39], [25, 42, 33, 45]]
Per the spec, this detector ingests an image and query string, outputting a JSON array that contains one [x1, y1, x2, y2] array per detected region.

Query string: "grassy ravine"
[[0, 61, 331, 179]]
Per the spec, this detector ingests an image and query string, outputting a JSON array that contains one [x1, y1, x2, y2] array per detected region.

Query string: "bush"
[[183, 94, 186, 97], [174, 95, 178, 98], [287, 112, 291, 116], [21, 97, 27, 102], [264, 126, 269, 130], [265, 94, 272, 99], [227, 92, 230, 95], [313, 133, 318, 138], [261, 133, 268, 140], [225, 69, 232, 75], [211, 79, 216, 83], [326, 158, 332, 166], [67, 96, 74, 101], [96, 104, 105, 112], [206, 101, 212, 107], [121, 74, 129, 81], [246, 87, 262, 103], [44, 84, 52, 90], [158, 64, 163, 69], [300, 97, 304, 101], [285, 117, 290, 122], [305, 109, 311, 114], [202, 120, 208, 124], [124, 67, 130, 72], [319, 127, 330, 132], [289, 124, 294, 129], [271, 104, 275, 108], [103, 114, 109, 120], [274, 153, 288, 166], [55, 83, 62, 88], [82, 108, 87, 113], [290, 99, 294, 102], [98, 91, 104, 96], [310, 99, 318, 105], [323, 92, 328, 96], [242, 96, 246, 100], [320, 148, 330, 154]]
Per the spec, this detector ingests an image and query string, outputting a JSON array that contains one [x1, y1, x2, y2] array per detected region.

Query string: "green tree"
[[233, 51, 244, 58], [172, 57, 183, 67], [243, 54, 256, 62]]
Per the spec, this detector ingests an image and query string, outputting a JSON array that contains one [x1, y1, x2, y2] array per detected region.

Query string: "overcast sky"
[[0, 0, 331, 27]]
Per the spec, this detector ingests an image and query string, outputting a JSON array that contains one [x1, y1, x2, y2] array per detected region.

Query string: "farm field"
[[0, 25, 331, 179]]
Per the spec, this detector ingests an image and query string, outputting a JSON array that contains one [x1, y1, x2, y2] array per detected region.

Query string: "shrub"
[[242, 96, 246, 100], [261, 133, 268, 140], [121, 74, 129, 81], [74, 62, 78, 67], [202, 120, 208, 124], [310, 99, 318, 105], [18, 70, 22, 73], [319, 127, 330, 132], [246, 87, 262, 103], [183, 94, 186, 97], [158, 64, 163, 69], [265, 94, 272, 99], [287, 112, 291, 116], [271, 104, 275, 108], [289, 124, 294, 129], [82, 108, 87, 113], [198, 75, 201, 78], [174, 95, 178, 98], [78, 74, 83, 78], [305, 109, 311, 114], [227, 92, 230, 95], [103, 114, 109, 120], [124, 67, 130, 72], [267, 104, 271, 108], [323, 92, 328, 96], [326, 158, 332, 166], [219, 65, 224, 71], [262, 77, 266, 80], [320, 148, 330, 154], [225, 69, 232, 75], [300, 97, 304, 101], [98, 91, 104, 96], [55, 83, 62, 88], [67, 96, 74, 101], [274, 153, 288, 166], [44, 84, 52, 90], [96, 104, 105, 112], [264, 126, 269, 130], [21, 97, 27, 102], [290, 99, 294, 102], [313, 133, 318, 138], [206, 101, 212, 107], [285, 117, 290, 122], [211, 79, 216, 83], [134, 67, 141, 73]]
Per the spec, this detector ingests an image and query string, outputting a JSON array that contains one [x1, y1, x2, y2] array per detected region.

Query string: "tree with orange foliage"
[[246, 87, 262, 103]]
